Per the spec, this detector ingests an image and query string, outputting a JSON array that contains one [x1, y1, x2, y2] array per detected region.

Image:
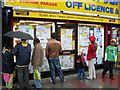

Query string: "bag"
[[82, 61, 87, 67], [33, 69, 41, 80], [3, 74, 10, 82], [76, 56, 87, 68]]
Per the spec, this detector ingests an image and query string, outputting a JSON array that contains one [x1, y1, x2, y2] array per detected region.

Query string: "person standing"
[[12, 39, 31, 88], [31, 38, 43, 88], [87, 36, 98, 80], [102, 39, 117, 80], [46, 33, 64, 84], [2, 43, 15, 88], [76, 52, 86, 80]]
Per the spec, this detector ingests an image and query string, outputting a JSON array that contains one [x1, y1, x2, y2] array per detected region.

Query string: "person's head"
[[51, 33, 56, 39], [89, 36, 96, 44], [79, 51, 83, 56], [21, 39, 27, 42], [33, 38, 40, 45], [4, 43, 11, 49], [110, 39, 116, 46]]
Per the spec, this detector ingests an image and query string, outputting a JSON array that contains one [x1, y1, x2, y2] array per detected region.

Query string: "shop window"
[[112, 27, 120, 68], [112, 27, 120, 48], [13, 20, 55, 72], [78, 24, 104, 65], [56, 22, 77, 70]]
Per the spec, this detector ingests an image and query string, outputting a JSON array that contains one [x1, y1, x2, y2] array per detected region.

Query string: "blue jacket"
[[2, 51, 14, 74], [12, 43, 31, 67]]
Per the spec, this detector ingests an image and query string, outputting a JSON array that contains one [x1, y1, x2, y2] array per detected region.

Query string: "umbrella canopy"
[[4, 31, 33, 40]]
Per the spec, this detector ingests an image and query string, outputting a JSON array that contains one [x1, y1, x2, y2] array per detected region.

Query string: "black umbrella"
[[4, 31, 33, 40]]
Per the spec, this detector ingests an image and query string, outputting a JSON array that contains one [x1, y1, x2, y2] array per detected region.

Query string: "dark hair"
[[34, 38, 40, 43], [51, 33, 56, 39], [21, 39, 26, 41], [4, 43, 11, 49], [111, 41, 116, 43]]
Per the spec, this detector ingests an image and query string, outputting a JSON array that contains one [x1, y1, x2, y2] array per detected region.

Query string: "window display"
[[78, 24, 104, 65], [112, 27, 120, 48], [59, 55, 74, 70], [61, 28, 74, 50], [13, 20, 53, 72], [13, 21, 76, 72], [57, 24, 76, 70], [112, 27, 120, 67]]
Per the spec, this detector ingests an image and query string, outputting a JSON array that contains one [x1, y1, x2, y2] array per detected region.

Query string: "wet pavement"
[[2, 69, 120, 89]]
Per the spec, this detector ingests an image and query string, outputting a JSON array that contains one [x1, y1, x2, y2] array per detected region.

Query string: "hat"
[[110, 39, 116, 43], [34, 38, 40, 43]]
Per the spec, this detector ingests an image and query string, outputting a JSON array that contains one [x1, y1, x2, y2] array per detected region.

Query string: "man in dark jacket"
[[46, 33, 64, 84], [12, 39, 31, 88], [87, 36, 98, 80]]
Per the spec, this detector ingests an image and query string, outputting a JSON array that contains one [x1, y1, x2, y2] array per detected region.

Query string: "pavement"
[[2, 69, 120, 89]]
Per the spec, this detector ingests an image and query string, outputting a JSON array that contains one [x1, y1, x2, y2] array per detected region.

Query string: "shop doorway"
[[56, 23, 77, 70]]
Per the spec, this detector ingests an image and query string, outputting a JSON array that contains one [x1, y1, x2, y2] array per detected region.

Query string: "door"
[[56, 24, 77, 70]]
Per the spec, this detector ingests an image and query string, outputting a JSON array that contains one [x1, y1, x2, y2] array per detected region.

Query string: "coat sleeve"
[[40, 47, 44, 66], [31, 47, 35, 65], [104, 47, 108, 61], [11, 44, 19, 55], [115, 48, 117, 62], [31, 45, 40, 66], [45, 43, 49, 59], [59, 43, 62, 53], [29, 45, 31, 60]]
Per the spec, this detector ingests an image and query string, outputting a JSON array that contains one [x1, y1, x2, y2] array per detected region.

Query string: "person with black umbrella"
[[4, 31, 33, 88], [12, 39, 31, 88]]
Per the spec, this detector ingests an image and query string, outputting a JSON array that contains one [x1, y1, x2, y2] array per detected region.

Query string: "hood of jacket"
[[89, 36, 96, 43]]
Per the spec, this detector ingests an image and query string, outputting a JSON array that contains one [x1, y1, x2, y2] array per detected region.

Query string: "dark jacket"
[[2, 51, 14, 74], [76, 55, 86, 69], [12, 43, 31, 67], [87, 36, 98, 60]]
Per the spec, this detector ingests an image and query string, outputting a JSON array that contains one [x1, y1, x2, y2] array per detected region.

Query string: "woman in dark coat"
[[2, 43, 15, 88]]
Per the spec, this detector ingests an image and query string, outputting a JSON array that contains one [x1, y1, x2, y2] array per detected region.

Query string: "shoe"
[[50, 80, 56, 84], [83, 78, 86, 81], [109, 77, 114, 80], [32, 85, 36, 88], [102, 75, 105, 79], [87, 77, 92, 80], [61, 79, 66, 83], [78, 78, 81, 80]]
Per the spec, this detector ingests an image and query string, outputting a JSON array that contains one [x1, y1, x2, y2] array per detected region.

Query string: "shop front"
[[110, 26, 120, 68], [3, 0, 120, 73]]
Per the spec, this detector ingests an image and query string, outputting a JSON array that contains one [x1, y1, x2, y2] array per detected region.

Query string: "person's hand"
[[88, 42, 92, 45], [2, 50, 5, 54]]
